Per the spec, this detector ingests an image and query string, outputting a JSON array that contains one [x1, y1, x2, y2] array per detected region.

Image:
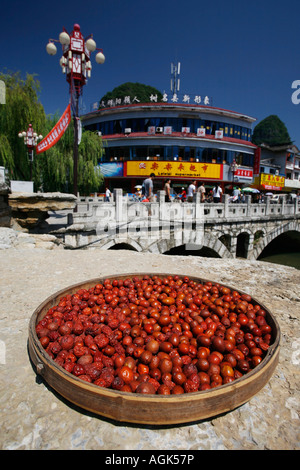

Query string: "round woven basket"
[[28, 273, 280, 425]]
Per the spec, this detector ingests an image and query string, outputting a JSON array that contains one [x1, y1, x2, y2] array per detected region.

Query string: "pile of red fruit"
[[35, 275, 273, 395]]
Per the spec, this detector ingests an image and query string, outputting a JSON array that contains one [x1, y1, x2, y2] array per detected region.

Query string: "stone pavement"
[[0, 239, 299, 450]]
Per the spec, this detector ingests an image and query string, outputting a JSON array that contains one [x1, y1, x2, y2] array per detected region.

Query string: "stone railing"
[[71, 189, 300, 229], [203, 194, 299, 220]]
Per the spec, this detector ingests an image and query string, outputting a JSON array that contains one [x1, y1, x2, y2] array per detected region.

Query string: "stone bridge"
[[56, 189, 300, 260]]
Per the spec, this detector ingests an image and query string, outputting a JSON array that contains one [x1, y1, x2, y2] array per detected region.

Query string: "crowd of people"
[[107, 175, 300, 204], [130, 176, 227, 203], [137, 176, 224, 203]]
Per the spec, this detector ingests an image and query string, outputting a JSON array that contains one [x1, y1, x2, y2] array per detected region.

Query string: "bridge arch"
[[218, 234, 232, 252], [254, 220, 300, 259], [236, 232, 250, 258], [203, 233, 233, 258], [102, 239, 142, 252], [147, 232, 233, 258], [163, 244, 222, 257]]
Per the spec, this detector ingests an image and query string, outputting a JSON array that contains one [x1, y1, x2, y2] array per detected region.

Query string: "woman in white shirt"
[[105, 188, 111, 202], [212, 185, 222, 203]]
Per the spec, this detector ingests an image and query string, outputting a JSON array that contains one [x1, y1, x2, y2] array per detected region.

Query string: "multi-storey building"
[[285, 144, 300, 193], [81, 100, 257, 195]]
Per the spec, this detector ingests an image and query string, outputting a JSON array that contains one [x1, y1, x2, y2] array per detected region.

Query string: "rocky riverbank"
[[0, 235, 299, 450]]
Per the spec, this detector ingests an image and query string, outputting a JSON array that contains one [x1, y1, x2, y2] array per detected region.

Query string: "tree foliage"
[[0, 71, 104, 195], [0, 71, 46, 180], [252, 115, 292, 147], [100, 82, 163, 105], [34, 122, 104, 194], [77, 130, 104, 194]]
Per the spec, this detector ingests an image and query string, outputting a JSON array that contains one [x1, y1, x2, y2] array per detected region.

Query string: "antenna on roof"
[[171, 62, 180, 97]]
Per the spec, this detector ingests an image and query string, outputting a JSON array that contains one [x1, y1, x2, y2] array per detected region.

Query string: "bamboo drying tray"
[[28, 273, 280, 425]]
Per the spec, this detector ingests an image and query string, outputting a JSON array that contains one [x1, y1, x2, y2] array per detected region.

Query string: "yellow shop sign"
[[125, 161, 222, 179], [260, 173, 285, 189]]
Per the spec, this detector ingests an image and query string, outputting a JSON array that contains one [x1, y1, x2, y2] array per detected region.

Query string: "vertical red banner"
[[253, 147, 261, 176]]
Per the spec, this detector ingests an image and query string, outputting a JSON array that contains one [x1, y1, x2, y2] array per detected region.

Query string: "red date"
[[36, 276, 273, 394]]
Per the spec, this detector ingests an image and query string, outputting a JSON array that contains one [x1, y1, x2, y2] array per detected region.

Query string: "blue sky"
[[1, 0, 300, 146]]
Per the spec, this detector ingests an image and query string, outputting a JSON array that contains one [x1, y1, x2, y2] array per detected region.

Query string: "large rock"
[[0, 227, 62, 250], [0, 182, 11, 227], [8, 192, 77, 230]]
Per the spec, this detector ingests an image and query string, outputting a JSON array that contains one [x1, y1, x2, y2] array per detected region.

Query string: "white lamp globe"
[[95, 51, 105, 64], [59, 31, 70, 45], [46, 42, 57, 55], [86, 38, 96, 52]]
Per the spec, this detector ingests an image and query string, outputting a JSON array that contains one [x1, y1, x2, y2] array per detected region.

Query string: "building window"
[[88, 116, 252, 141], [113, 120, 122, 133]]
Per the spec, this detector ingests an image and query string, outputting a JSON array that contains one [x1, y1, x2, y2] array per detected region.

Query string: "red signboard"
[[253, 147, 261, 176], [262, 185, 282, 191], [235, 168, 253, 178]]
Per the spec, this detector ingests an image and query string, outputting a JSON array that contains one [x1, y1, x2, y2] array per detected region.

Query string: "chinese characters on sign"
[[36, 104, 71, 154], [235, 169, 253, 179], [260, 173, 285, 190], [147, 126, 224, 138], [126, 161, 222, 180], [253, 147, 261, 177], [215, 130, 223, 139], [197, 128, 206, 137], [95, 93, 212, 109]]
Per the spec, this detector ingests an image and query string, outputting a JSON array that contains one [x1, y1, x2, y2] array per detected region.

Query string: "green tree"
[[0, 71, 46, 180], [252, 115, 292, 147], [35, 124, 104, 194], [0, 71, 104, 195], [77, 130, 104, 194], [100, 82, 163, 105], [0, 134, 14, 172]]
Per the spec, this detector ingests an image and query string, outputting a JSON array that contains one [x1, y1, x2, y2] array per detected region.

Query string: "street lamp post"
[[18, 124, 43, 181], [46, 24, 105, 196]]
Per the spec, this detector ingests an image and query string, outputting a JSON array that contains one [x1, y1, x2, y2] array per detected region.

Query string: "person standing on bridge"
[[105, 188, 111, 202], [198, 182, 206, 202], [212, 184, 222, 203], [143, 173, 155, 202], [178, 187, 186, 202], [187, 180, 197, 202], [164, 179, 171, 202], [232, 186, 241, 203]]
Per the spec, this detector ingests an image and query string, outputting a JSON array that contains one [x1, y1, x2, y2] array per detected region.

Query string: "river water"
[[259, 252, 300, 270]]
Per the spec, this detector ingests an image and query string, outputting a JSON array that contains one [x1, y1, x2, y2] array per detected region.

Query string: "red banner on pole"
[[253, 147, 261, 177], [36, 104, 71, 154]]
